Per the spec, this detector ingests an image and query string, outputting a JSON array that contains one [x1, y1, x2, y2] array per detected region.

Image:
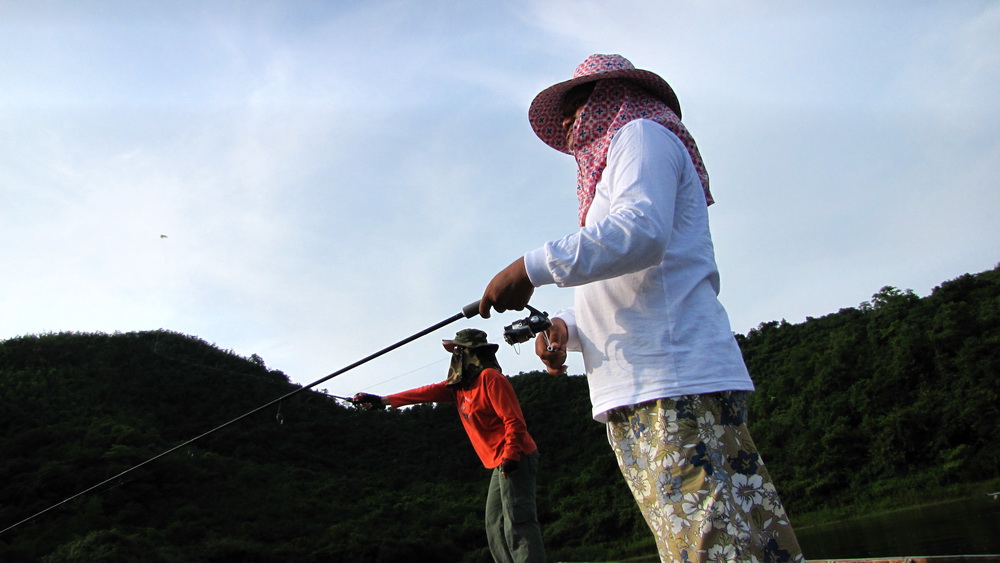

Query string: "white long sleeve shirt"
[[524, 119, 753, 422]]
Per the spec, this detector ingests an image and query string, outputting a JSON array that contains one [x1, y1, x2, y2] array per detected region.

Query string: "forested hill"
[[0, 331, 638, 563], [737, 264, 1000, 510], [1, 265, 999, 562]]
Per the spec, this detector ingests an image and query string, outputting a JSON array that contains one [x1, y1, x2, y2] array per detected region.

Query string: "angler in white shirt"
[[479, 54, 805, 563]]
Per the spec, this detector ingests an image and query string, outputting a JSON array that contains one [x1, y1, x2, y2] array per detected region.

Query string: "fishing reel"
[[503, 305, 554, 350]]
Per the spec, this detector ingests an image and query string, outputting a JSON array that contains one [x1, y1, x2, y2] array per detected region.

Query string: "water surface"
[[795, 496, 1000, 559]]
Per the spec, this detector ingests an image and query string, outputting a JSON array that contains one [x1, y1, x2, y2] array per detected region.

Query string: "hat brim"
[[528, 68, 682, 154], [442, 340, 500, 353]]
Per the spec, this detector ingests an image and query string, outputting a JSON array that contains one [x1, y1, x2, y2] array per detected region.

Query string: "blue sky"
[[2, 0, 998, 399]]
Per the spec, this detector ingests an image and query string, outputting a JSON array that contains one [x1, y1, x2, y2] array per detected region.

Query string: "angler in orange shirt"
[[354, 328, 546, 563]]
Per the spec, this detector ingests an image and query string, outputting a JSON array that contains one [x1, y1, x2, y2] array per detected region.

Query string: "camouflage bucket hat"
[[442, 328, 500, 353]]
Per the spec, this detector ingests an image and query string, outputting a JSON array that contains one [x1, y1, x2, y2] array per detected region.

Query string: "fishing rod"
[[326, 393, 359, 404], [0, 299, 485, 536]]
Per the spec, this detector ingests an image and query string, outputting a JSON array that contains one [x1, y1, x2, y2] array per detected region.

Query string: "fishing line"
[[353, 356, 449, 391], [0, 300, 482, 536], [152, 332, 443, 405], [152, 331, 285, 388]]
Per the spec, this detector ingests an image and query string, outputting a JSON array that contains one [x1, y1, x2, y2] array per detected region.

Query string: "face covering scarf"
[[446, 349, 480, 388], [570, 79, 713, 226], [446, 348, 501, 388]]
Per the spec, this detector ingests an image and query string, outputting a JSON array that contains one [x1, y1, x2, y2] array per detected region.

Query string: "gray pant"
[[485, 450, 546, 563]]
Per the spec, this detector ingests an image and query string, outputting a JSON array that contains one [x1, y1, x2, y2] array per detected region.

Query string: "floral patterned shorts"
[[607, 392, 804, 563]]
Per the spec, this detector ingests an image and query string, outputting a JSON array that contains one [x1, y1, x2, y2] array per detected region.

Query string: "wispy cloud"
[[2, 0, 997, 398]]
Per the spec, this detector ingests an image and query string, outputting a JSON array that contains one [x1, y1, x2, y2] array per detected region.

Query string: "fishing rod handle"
[[462, 300, 482, 319]]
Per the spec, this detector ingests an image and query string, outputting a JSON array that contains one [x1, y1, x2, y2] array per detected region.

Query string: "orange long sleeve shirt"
[[387, 368, 537, 469]]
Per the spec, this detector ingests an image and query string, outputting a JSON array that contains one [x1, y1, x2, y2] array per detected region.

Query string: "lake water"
[[795, 496, 1000, 559]]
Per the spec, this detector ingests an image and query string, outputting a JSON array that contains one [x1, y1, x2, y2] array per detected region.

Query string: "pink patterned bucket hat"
[[528, 54, 682, 154]]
